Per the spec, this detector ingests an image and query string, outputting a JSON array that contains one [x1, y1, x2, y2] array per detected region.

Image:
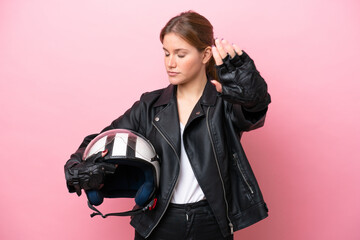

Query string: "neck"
[[176, 71, 208, 101]]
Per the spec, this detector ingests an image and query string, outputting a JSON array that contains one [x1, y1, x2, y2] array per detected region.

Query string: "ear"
[[202, 46, 213, 64]]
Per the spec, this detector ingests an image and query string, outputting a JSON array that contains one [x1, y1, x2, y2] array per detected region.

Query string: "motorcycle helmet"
[[83, 129, 160, 218]]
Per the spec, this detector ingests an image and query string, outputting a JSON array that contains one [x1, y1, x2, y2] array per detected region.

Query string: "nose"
[[167, 55, 176, 68]]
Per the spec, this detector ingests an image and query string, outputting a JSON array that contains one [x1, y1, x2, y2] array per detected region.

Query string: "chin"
[[168, 76, 186, 85]]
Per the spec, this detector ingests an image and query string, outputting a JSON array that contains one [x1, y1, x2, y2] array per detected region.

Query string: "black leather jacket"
[[65, 51, 271, 238]]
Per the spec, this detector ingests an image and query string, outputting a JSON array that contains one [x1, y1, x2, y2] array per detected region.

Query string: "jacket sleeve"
[[217, 51, 271, 132], [64, 95, 146, 192]]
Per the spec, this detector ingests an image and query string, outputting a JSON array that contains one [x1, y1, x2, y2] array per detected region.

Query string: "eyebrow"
[[162, 47, 188, 52]]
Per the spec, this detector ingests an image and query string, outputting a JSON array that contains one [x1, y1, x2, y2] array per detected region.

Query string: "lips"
[[167, 71, 179, 77]]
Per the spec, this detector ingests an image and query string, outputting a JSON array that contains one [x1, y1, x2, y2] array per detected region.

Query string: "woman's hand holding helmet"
[[65, 149, 117, 196]]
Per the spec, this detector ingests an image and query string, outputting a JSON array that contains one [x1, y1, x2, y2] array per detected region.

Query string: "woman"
[[65, 10, 271, 240]]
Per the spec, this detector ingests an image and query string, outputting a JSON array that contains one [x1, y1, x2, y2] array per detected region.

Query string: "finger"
[[101, 149, 108, 157], [215, 38, 227, 59], [212, 45, 223, 66], [221, 39, 236, 58], [232, 43, 243, 56], [211, 80, 223, 93]]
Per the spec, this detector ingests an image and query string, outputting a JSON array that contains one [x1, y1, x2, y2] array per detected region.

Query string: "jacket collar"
[[152, 80, 218, 157], [153, 80, 218, 108]]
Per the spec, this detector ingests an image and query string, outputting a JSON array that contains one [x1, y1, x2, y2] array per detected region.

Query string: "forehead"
[[162, 32, 196, 51]]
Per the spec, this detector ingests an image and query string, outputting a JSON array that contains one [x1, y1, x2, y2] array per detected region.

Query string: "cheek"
[[181, 56, 202, 74]]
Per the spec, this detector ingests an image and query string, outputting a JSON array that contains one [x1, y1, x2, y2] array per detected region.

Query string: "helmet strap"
[[87, 198, 158, 218]]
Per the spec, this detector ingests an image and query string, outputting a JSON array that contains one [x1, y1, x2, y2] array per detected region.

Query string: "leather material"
[[65, 151, 117, 196], [65, 51, 271, 238], [217, 51, 271, 112]]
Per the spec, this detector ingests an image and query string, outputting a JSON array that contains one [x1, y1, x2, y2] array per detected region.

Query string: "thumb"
[[211, 80, 222, 93]]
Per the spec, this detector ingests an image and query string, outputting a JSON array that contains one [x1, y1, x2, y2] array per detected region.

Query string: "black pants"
[[134, 200, 233, 240]]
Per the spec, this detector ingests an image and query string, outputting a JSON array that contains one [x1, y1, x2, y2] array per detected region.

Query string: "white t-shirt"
[[171, 123, 206, 203]]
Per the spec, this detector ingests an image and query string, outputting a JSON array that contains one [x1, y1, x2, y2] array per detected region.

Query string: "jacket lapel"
[[151, 81, 218, 156], [185, 80, 218, 128], [152, 85, 181, 157]]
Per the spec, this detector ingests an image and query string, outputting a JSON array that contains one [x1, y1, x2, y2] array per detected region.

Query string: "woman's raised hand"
[[211, 38, 243, 93]]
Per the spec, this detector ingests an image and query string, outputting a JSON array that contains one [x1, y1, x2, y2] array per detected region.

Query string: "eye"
[[177, 54, 186, 58], [164, 52, 170, 57]]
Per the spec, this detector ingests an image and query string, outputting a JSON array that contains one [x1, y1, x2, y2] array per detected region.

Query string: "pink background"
[[1, 0, 359, 239]]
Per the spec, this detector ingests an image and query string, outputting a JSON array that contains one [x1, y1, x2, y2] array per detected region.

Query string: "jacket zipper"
[[146, 121, 180, 238], [206, 107, 234, 235], [233, 153, 254, 194]]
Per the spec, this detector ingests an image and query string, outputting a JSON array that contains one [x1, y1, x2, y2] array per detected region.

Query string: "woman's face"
[[162, 33, 206, 86]]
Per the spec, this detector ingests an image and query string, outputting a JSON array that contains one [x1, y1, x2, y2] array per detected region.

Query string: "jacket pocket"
[[232, 152, 254, 201]]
